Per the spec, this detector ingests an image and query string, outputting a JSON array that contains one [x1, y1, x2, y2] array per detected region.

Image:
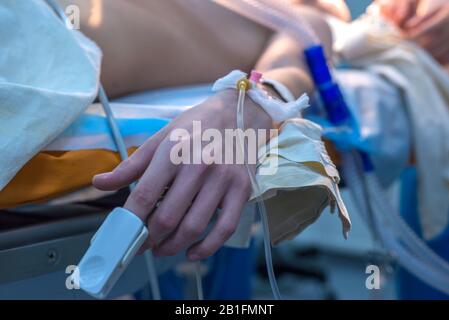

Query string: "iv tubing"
[[236, 80, 281, 300], [44, 0, 162, 300], [214, 0, 449, 295]]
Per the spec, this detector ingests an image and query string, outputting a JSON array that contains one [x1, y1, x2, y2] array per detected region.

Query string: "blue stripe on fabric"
[[60, 114, 170, 138]]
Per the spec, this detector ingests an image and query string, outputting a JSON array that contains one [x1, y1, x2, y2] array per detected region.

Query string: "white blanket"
[[0, 0, 101, 190], [329, 8, 449, 239]]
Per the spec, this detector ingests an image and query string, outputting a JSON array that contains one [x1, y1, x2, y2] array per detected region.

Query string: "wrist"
[[215, 89, 275, 131], [211, 69, 309, 128]]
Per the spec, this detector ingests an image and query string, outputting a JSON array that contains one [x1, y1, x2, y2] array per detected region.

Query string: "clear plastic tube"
[[367, 176, 449, 276], [194, 262, 204, 300], [367, 177, 437, 258], [49, 0, 449, 297], [97, 88, 164, 300], [342, 152, 449, 295], [45, 0, 162, 300], [215, 0, 449, 296], [236, 87, 281, 300]]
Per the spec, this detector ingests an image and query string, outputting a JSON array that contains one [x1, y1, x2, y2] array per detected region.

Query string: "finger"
[[186, 177, 251, 261], [378, 0, 395, 19], [406, 8, 446, 38], [404, 6, 441, 29], [152, 166, 232, 257], [404, 15, 421, 29], [146, 164, 208, 247], [93, 125, 171, 190], [124, 140, 177, 221], [395, 1, 417, 27]]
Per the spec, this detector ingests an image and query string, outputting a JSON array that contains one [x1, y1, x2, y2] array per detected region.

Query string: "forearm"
[[57, 0, 273, 98], [293, 0, 351, 21], [254, 6, 334, 98]]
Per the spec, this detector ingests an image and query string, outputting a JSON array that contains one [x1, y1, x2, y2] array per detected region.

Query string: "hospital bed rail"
[[0, 203, 178, 299]]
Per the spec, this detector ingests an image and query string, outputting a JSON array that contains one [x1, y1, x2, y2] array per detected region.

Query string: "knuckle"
[[130, 186, 154, 209], [180, 162, 210, 178], [235, 174, 252, 193], [191, 162, 210, 175], [153, 214, 178, 232], [215, 165, 233, 184], [183, 222, 205, 239]]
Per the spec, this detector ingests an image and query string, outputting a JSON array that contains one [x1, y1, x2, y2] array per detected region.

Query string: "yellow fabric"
[[0, 148, 136, 209]]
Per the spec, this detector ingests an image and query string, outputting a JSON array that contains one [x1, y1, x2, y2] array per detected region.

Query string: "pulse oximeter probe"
[[74, 207, 148, 299]]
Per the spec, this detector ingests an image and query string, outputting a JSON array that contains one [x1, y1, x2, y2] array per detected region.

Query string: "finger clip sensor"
[[75, 207, 148, 299]]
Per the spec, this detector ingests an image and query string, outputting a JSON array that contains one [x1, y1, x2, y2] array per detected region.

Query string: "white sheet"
[[329, 8, 449, 239], [0, 0, 101, 191]]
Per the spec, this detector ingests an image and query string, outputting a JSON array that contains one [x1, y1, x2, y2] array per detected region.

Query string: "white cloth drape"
[[0, 0, 102, 190], [330, 8, 449, 239]]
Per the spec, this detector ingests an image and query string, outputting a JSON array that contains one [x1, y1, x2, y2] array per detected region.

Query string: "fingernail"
[[94, 172, 110, 179]]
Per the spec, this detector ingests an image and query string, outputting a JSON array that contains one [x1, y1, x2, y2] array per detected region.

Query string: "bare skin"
[[59, 0, 332, 97], [293, 0, 351, 21], [58, 0, 334, 259]]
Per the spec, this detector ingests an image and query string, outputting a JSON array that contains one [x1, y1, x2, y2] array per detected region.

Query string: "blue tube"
[[304, 45, 374, 172], [304, 45, 350, 125]]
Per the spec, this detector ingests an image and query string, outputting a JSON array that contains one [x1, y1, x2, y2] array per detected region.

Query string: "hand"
[[404, 3, 449, 65], [378, 0, 420, 27], [93, 90, 273, 260]]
